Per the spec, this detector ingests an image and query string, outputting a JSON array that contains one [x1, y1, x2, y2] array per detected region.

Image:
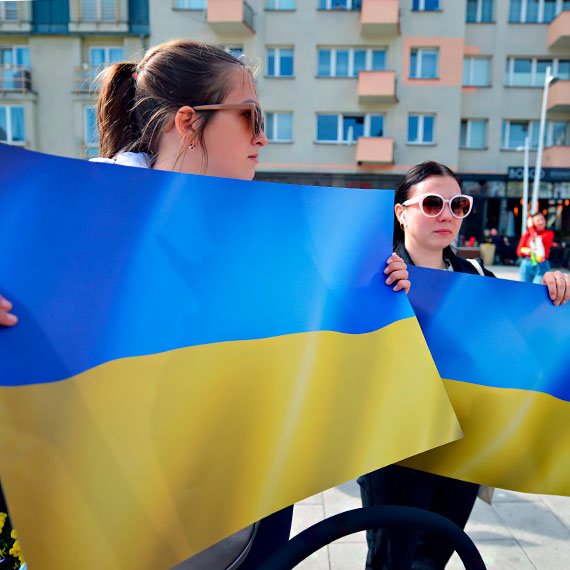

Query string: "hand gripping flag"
[[401, 266, 570, 496], [0, 144, 461, 570]]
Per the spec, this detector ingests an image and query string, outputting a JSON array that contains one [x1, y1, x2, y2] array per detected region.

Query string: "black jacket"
[[395, 243, 496, 278]]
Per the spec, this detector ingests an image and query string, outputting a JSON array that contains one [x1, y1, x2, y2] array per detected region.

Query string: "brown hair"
[[393, 161, 462, 246], [96, 40, 253, 166]]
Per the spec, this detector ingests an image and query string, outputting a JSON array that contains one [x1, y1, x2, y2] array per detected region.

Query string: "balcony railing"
[[360, 0, 399, 36], [0, 1, 32, 24], [547, 10, 570, 49], [547, 80, 570, 113], [0, 66, 32, 92], [355, 137, 394, 165], [74, 65, 105, 93], [358, 70, 398, 103], [207, 0, 255, 34], [72, 0, 120, 23]]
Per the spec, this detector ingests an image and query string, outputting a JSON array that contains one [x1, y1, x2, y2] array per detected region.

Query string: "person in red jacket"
[[517, 212, 555, 283]]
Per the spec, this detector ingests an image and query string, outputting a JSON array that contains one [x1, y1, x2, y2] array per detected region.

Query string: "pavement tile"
[[447, 539, 535, 570], [322, 480, 366, 543], [294, 547, 330, 570], [298, 492, 325, 506], [493, 500, 570, 568], [539, 494, 570, 529], [291, 504, 326, 538], [328, 542, 367, 570], [464, 500, 514, 541], [492, 489, 542, 503]]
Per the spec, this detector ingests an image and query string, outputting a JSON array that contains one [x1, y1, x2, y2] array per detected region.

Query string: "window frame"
[[501, 120, 569, 149], [460, 119, 488, 148], [412, 0, 440, 11], [463, 56, 491, 86], [508, 0, 566, 23], [505, 57, 569, 86], [265, 112, 294, 142], [318, 0, 362, 10], [466, 0, 494, 22], [407, 114, 436, 145], [266, 46, 295, 77], [88, 46, 124, 66], [0, 104, 25, 145], [315, 113, 385, 144], [173, 0, 207, 9], [316, 47, 387, 77], [409, 47, 439, 79], [266, 0, 295, 9]]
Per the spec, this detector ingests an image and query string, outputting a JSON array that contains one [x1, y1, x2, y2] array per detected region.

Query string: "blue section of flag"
[[408, 265, 570, 402], [0, 144, 413, 386]]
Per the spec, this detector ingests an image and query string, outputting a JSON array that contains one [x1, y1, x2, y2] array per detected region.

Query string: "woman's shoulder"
[[90, 152, 152, 169]]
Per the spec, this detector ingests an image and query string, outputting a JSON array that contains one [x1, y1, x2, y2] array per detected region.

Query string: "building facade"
[[1, 0, 569, 237]]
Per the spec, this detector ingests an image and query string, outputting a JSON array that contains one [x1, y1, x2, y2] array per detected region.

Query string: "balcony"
[[69, 0, 128, 32], [207, 0, 255, 35], [543, 146, 570, 168], [547, 10, 570, 49], [547, 80, 570, 114], [356, 137, 394, 165], [0, 66, 32, 93], [73, 65, 104, 93], [358, 70, 397, 103], [360, 0, 399, 36], [0, 1, 32, 31]]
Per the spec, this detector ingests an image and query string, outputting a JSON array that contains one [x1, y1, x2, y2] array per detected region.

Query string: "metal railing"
[[0, 1, 31, 23], [73, 0, 120, 23], [0, 66, 32, 92], [73, 65, 104, 93], [243, 1, 255, 32]]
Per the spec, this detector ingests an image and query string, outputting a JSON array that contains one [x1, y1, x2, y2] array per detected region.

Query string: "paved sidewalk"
[[290, 264, 570, 569]]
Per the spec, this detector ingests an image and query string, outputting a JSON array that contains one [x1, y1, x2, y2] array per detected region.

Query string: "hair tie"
[[132, 72, 138, 80]]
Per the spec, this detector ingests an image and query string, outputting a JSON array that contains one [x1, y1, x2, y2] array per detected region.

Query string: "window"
[[505, 57, 569, 86], [460, 120, 487, 148], [317, 48, 386, 77], [318, 0, 361, 10], [84, 106, 99, 158], [224, 46, 244, 59], [77, 0, 117, 22], [0, 46, 30, 91], [0, 105, 25, 144], [509, 0, 567, 23], [266, 47, 294, 77], [409, 48, 438, 79], [89, 46, 123, 67], [266, 112, 293, 142], [463, 57, 491, 86], [174, 0, 206, 8], [316, 113, 384, 143], [501, 120, 569, 148], [266, 0, 295, 8], [408, 114, 435, 144], [412, 0, 440, 10], [466, 0, 493, 22]]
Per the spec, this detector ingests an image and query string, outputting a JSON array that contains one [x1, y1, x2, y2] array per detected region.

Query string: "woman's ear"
[[174, 106, 198, 140], [394, 203, 404, 222]]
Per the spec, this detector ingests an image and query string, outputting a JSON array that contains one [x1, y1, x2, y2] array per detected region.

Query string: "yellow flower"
[[11, 529, 17, 539], [9, 538, 21, 558]]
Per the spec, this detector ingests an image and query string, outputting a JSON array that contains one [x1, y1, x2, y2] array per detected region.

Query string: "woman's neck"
[[404, 237, 448, 270]]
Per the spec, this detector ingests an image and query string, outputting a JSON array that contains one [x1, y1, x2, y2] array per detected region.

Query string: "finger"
[[0, 311, 18, 326], [393, 279, 411, 293], [385, 253, 403, 265], [542, 273, 558, 304], [384, 261, 407, 274], [554, 273, 568, 306], [0, 295, 12, 312], [385, 269, 409, 286], [561, 275, 570, 306]]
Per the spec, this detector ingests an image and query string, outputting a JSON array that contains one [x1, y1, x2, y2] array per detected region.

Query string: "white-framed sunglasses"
[[402, 193, 473, 219]]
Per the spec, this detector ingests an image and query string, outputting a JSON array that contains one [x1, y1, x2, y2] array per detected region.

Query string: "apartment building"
[[1, 0, 569, 236]]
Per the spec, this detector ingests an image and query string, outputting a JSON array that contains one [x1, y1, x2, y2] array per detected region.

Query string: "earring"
[[188, 141, 196, 150]]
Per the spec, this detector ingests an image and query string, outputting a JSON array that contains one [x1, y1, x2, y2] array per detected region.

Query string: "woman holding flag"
[[0, 39, 411, 569], [358, 160, 569, 570]]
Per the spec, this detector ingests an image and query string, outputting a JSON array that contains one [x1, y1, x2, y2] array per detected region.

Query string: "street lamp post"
[[521, 136, 530, 235], [531, 66, 559, 214]]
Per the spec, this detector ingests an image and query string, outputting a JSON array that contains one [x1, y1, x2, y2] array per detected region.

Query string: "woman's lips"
[[434, 229, 452, 235], [248, 155, 258, 163]]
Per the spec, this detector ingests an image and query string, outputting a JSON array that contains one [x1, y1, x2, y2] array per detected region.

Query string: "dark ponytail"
[[95, 40, 253, 162], [97, 62, 140, 159], [393, 161, 462, 247]]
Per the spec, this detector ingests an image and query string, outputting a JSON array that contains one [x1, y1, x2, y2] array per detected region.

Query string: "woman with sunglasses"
[[0, 39, 411, 569], [358, 160, 569, 570]]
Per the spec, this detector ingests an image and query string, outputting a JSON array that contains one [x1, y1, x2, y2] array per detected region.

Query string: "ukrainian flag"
[[401, 266, 570, 496], [0, 145, 460, 570]]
